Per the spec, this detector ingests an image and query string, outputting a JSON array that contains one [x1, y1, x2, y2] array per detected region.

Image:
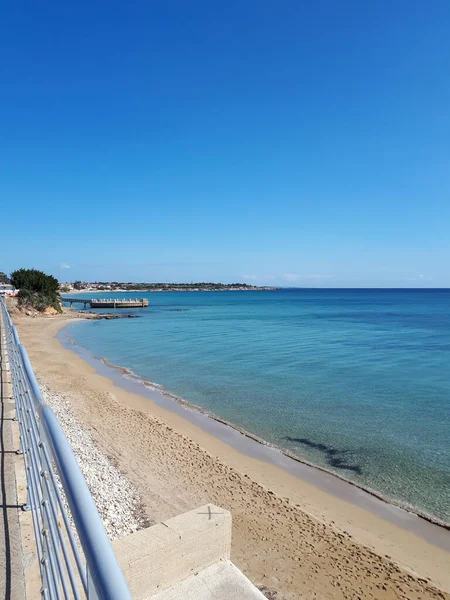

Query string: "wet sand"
[[13, 311, 450, 600]]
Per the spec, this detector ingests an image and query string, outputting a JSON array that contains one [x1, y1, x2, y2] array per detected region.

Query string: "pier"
[[63, 297, 149, 308]]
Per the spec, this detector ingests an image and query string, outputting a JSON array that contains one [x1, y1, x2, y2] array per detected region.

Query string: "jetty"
[[63, 297, 149, 308]]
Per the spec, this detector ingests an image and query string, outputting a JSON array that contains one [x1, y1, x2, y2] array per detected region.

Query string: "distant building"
[[0, 284, 16, 297]]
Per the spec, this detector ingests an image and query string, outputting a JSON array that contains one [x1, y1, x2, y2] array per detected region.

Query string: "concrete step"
[[148, 560, 266, 600], [113, 504, 266, 600]]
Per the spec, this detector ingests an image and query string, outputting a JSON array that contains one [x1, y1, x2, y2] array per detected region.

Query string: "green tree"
[[0, 272, 10, 284], [10, 268, 61, 313], [73, 281, 83, 290]]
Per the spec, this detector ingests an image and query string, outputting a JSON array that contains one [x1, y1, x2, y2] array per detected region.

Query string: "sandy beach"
[[12, 309, 450, 600]]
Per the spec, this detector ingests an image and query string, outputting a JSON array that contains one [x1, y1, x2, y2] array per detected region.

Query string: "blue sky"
[[1, 1, 449, 286]]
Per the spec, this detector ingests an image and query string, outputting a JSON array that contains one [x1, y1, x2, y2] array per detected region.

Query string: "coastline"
[[59, 325, 450, 534], [60, 286, 279, 294], [12, 311, 450, 599]]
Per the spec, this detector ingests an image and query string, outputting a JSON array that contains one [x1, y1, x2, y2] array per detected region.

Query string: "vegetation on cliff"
[[11, 268, 62, 313]]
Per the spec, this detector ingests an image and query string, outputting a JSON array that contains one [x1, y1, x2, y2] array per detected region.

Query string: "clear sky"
[[2, 1, 449, 286]]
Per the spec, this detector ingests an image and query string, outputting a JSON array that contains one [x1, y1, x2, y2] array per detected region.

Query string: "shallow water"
[[63, 289, 450, 524]]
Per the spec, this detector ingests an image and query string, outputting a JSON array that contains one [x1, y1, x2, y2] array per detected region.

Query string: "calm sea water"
[[63, 289, 450, 524]]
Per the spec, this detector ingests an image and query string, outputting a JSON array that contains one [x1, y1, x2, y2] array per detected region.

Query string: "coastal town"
[[58, 281, 279, 293], [1, 272, 279, 298]]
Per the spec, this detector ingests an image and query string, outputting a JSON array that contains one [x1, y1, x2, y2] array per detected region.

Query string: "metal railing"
[[0, 298, 133, 600]]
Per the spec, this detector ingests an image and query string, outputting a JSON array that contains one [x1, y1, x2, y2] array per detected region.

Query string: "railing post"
[[39, 423, 52, 598]]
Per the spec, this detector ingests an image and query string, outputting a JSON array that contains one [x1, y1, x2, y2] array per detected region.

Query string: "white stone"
[[39, 381, 146, 541]]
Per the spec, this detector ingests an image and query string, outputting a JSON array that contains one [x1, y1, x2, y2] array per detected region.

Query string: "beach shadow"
[[285, 436, 362, 474]]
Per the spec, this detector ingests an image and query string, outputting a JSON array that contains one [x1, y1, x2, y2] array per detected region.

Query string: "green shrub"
[[11, 269, 62, 313], [17, 289, 62, 313], [11, 268, 59, 295]]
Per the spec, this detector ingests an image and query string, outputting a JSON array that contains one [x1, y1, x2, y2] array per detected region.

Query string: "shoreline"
[[59, 323, 450, 535], [60, 287, 279, 294], [12, 310, 450, 599]]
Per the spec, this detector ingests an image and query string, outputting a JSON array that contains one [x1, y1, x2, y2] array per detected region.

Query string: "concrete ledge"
[[113, 504, 232, 600], [150, 560, 267, 600]]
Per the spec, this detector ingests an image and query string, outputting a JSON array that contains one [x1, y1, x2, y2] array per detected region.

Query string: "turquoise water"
[[63, 289, 450, 524]]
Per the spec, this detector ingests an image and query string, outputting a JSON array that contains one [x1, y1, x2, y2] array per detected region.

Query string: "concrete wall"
[[113, 504, 265, 600]]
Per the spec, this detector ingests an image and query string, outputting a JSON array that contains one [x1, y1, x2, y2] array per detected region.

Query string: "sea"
[[61, 288, 450, 525]]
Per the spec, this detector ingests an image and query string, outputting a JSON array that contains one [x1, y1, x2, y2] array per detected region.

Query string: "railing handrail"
[[0, 297, 133, 600]]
